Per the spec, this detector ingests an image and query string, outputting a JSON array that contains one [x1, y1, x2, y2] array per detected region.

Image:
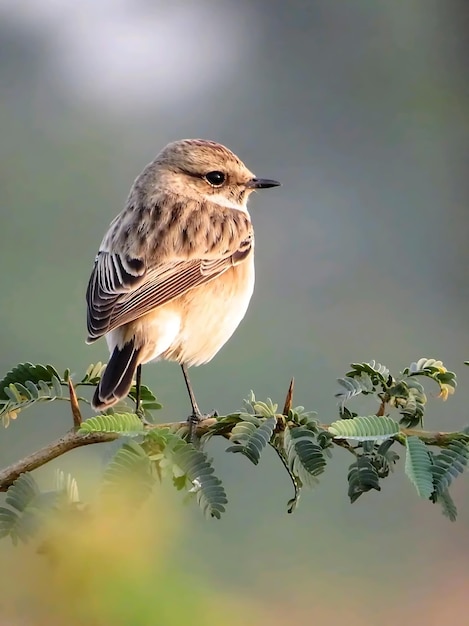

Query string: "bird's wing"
[[86, 217, 253, 342]]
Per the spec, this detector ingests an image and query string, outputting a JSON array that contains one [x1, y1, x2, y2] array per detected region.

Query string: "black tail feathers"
[[92, 342, 141, 411]]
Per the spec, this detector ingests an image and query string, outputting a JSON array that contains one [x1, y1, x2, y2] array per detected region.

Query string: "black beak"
[[246, 177, 281, 189]]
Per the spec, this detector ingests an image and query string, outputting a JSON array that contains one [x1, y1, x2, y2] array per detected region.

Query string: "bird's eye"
[[204, 171, 226, 187]]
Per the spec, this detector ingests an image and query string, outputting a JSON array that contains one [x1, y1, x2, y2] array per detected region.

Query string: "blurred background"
[[0, 1, 468, 624]]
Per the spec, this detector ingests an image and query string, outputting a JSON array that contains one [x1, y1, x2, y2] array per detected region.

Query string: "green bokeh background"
[[1, 2, 468, 624]]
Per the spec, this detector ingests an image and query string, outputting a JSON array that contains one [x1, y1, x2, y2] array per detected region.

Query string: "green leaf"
[[128, 384, 162, 411], [81, 362, 106, 384], [226, 417, 276, 465], [0, 363, 63, 401], [431, 440, 468, 497], [402, 358, 457, 401], [405, 436, 433, 499], [390, 379, 427, 428], [0, 507, 33, 545], [51, 375, 62, 398], [55, 469, 80, 504], [101, 441, 154, 506], [407, 358, 442, 373], [287, 407, 319, 431], [79, 412, 145, 435], [241, 392, 278, 417], [144, 430, 227, 518], [252, 399, 278, 417], [347, 456, 381, 503], [202, 413, 245, 440], [336, 361, 392, 407], [172, 441, 227, 519], [374, 439, 400, 477], [432, 488, 457, 522], [329, 415, 400, 441], [6, 473, 40, 512], [0, 362, 69, 422], [1, 473, 59, 545], [335, 374, 374, 406], [346, 360, 390, 382], [4, 384, 22, 403], [0, 507, 19, 540], [241, 390, 257, 414], [283, 426, 326, 488], [268, 442, 302, 514]]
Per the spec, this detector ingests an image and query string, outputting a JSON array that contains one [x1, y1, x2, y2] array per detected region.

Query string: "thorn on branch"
[[283, 378, 295, 415], [376, 397, 387, 417], [68, 379, 82, 429]]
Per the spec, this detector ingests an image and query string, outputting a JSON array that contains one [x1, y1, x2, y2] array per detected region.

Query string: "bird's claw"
[[186, 409, 218, 442]]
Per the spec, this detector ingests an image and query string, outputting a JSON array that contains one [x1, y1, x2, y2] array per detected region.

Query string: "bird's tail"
[[92, 341, 141, 411]]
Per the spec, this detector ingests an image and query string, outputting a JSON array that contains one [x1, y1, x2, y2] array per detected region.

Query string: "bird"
[[86, 138, 280, 431]]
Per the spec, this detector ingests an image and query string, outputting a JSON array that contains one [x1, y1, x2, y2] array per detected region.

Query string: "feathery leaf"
[[405, 436, 433, 499], [335, 374, 374, 407], [79, 412, 144, 436], [402, 358, 456, 402], [128, 384, 162, 411], [101, 440, 154, 506], [145, 430, 227, 518], [0, 363, 62, 400], [226, 417, 276, 465], [329, 415, 399, 441], [80, 362, 106, 384], [347, 456, 381, 503], [431, 440, 468, 497], [287, 406, 319, 431], [283, 426, 326, 488], [432, 488, 458, 522], [0, 363, 68, 423], [1, 473, 59, 545], [346, 360, 390, 382], [6, 473, 40, 512]]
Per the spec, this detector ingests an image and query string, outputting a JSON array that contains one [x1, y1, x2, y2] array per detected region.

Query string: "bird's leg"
[[133, 366, 152, 427], [135, 364, 143, 417], [181, 363, 207, 441]]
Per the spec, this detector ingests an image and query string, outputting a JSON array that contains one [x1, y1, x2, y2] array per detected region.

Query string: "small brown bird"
[[86, 139, 280, 423]]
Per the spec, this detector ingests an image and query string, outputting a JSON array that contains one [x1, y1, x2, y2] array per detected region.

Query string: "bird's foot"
[[135, 406, 152, 427], [186, 410, 218, 443]]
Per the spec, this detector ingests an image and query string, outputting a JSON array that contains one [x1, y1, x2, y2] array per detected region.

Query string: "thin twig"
[[269, 442, 301, 513]]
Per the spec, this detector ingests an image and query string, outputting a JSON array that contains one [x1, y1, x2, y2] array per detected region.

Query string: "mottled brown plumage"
[[86, 139, 280, 412]]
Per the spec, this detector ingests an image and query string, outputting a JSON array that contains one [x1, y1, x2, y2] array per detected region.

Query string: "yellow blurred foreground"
[[0, 487, 260, 626]]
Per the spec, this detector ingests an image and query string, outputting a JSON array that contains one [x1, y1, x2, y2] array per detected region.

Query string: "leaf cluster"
[[0, 362, 161, 426], [332, 358, 465, 515], [0, 356, 467, 547], [336, 358, 456, 427], [0, 471, 80, 545]]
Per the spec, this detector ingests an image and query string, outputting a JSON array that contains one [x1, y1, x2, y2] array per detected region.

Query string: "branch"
[[0, 430, 119, 491], [0, 413, 466, 493], [399, 428, 469, 446], [0, 418, 217, 492]]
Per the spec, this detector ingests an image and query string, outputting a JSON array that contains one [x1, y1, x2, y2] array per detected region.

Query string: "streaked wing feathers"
[[86, 244, 250, 342]]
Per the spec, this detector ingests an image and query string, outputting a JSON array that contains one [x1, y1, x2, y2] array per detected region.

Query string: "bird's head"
[[133, 139, 280, 211]]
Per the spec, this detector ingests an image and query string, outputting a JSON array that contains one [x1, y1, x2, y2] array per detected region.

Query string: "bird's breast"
[[162, 255, 255, 366]]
